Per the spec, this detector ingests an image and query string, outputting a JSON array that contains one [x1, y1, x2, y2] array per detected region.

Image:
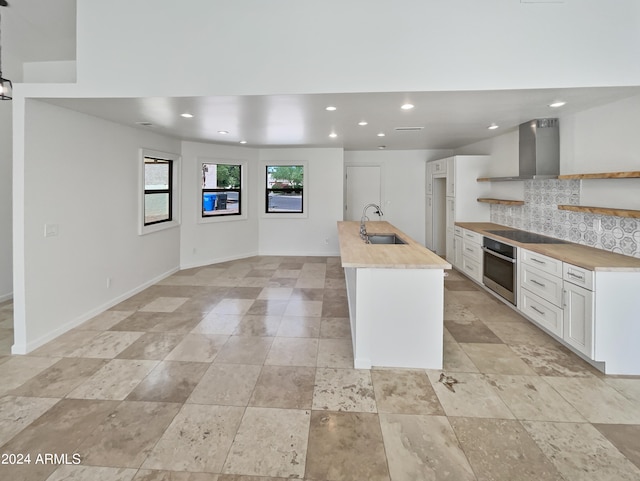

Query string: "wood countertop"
[[338, 221, 451, 269], [456, 222, 640, 272]]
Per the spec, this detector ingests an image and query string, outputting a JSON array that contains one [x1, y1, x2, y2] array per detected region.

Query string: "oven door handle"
[[482, 246, 516, 264]]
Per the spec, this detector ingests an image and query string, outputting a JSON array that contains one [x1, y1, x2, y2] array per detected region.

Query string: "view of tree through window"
[[266, 165, 304, 213], [202, 163, 242, 217], [144, 157, 172, 225]]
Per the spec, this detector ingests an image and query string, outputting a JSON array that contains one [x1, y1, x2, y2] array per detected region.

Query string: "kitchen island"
[[337, 221, 451, 369]]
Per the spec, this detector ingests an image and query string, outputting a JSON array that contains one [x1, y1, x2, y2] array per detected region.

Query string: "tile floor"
[[0, 256, 639, 480]]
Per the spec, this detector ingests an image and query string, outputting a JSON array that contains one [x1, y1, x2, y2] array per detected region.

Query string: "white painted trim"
[[260, 160, 308, 219], [197, 157, 249, 224], [0, 292, 13, 303], [11, 266, 179, 355]]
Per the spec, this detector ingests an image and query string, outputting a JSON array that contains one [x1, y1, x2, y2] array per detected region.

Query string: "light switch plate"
[[44, 223, 59, 237]]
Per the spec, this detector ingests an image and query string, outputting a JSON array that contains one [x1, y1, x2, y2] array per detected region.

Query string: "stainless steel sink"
[[366, 233, 407, 245]]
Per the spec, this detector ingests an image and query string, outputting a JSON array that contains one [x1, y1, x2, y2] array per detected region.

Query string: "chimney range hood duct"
[[487, 118, 559, 181]]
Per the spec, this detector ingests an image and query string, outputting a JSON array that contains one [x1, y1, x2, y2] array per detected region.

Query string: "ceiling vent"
[[394, 126, 424, 132]]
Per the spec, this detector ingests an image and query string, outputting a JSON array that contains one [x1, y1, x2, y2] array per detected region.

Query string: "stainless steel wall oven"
[[482, 237, 517, 304]]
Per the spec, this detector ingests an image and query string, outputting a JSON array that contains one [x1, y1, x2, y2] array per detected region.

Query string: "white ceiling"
[[5, 1, 640, 151]]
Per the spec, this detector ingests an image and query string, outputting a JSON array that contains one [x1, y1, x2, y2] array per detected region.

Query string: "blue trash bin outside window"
[[203, 193, 217, 211]]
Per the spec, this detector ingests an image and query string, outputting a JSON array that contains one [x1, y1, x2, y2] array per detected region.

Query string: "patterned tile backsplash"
[[490, 179, 640, 258]]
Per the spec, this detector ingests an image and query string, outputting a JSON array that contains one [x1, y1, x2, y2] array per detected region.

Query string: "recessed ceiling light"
[[218, 130, 229, 135], [239, 140, 247, 144], [358, 121, 368, 126], [378, 145, 386, 150], [401, 103, 414, 110], [180, 113, 193, 118], [549, 101, 566, 108], [329, 132, 338, 138], [325, 106, 337, 111], [487, 124, 499, 130], [377, 132, 386, 137]]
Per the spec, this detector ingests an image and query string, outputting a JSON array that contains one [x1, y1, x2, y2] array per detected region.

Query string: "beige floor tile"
[[284, 299, 323, 317], [66, 331, 144, 359], [484, 320, 559, 346], [445, 320, 503, 344], [187, 363, 262, 406], [10, 357, 109, 397], [222, 407, 310, 478], [451, 417, 563, 481], [603, 376, 640, 402], [290, 288, 324, 301], [543, 376, 640, 424], [67, 359, 158, 400], [265, 337, 318, 367], [0, 356, 60, 395], [426, 370, 515, 419], [140, 297, 190, 313], [484, 374, 586, 422], [460, 343, 537, 375], [191, 313, 242, 335], [115, 332, 186, 360], [509, 343, 598, 377], [523, 421, 640, 481], [380, 414, 476, 481], [165, 333, 229, 362], [371, 369, 444, 415], [593, 424, 640, 470], [257, 287, 293, 300], [313, 368, 377, 412], [316, 338, 354, 368], [30, 329, 102, 357], [237, 276, 271, 287], [276, 316, 321, 338], [214, 336, 274, 365], [305, 410, 390, 481], [0, 396, 59, 447], [46, 466, 138, 481], [212, 299, 255, 316], [126, 361, 209, 403], [133, 471, 219, 481], [141, 404, 244, 473], [80, 401, 182, 468], [443, 340, 480, 373], [249, 365, 316, 409], [444, 300, 481, 321], [79, 310, 135, 330], [233, 315, 282, 337], [295, 276, 326, 289], [319, 318, 351, 339]]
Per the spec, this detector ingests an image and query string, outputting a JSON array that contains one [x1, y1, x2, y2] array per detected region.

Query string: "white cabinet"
[[446, 157, 455, 197], [460, 228, 483, 283], [425, 195, 433, 250], [453, 234, 463, 270], [445, 197, 455, 264], [563, 281, 594, 358], [432, 158, 448, 174], [426, 163, 433, 195]]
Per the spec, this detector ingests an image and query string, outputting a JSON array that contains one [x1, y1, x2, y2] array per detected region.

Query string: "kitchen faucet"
[[360, 203, 384, 242]]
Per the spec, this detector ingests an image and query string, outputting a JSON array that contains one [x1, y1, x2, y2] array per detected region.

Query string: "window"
[[139, 149, 180, 235], [265, 165, 304, 214], [201, 162, 242, 217], [144, 157, 173, 225]]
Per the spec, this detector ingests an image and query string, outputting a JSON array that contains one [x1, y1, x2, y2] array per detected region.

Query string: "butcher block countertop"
[[338, 221, 451, 269], [457, 222, 640, 272]]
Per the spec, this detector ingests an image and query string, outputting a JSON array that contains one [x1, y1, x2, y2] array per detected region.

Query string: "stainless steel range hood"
[[486, 118, 559, 181]]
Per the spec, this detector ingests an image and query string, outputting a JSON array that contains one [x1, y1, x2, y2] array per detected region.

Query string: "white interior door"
[[345, 165, 382, 221]]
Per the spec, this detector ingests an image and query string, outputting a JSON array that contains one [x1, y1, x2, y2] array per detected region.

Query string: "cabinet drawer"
[[520, 289, 563, 337], [454, 225, 463, 237], [461, 229, 482, 245], [521, 264, 563, 307], [462, 239, 483, 262], [461, 256, 482, 283], [563, 263, 594, 291], [521, 249, 563, 277]]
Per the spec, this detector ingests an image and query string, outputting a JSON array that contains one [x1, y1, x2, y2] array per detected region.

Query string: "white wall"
[[0, 103, 12, 301], [344, 150, 451, 244], [180, 141, 260, 268], [259, 148, 344, 256], [13, 100, 181, 353], [76, 0, 640, 96]]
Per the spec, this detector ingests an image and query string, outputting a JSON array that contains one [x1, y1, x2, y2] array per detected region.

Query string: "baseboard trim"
[[11, 267, 179, 355]]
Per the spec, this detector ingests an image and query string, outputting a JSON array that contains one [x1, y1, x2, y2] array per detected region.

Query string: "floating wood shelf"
[[558, 171, 640, 180], [558, 205, 640, 219], [477, 177, 492, 182], [477, 198, 525, 206]]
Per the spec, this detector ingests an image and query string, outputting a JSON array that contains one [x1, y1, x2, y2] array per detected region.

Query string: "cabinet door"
[[425, 195, 433, 250], [446, 157, 455, 197], [563, 283, 594, 358], [426, 163, 433, 195], [454, 235, 463, 269], [445, 197, 455, 232]]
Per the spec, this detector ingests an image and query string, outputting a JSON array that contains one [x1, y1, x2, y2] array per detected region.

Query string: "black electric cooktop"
[[486, 229, 568, 244]]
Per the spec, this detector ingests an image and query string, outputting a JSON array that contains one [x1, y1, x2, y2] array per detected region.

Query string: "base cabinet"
[[563, 282, 594, 358]]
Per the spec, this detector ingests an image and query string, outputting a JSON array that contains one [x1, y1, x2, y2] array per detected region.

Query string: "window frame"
[[198, 158, 248, 224], [139, 149, 181, 235], [263, 161, 308, 218]]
